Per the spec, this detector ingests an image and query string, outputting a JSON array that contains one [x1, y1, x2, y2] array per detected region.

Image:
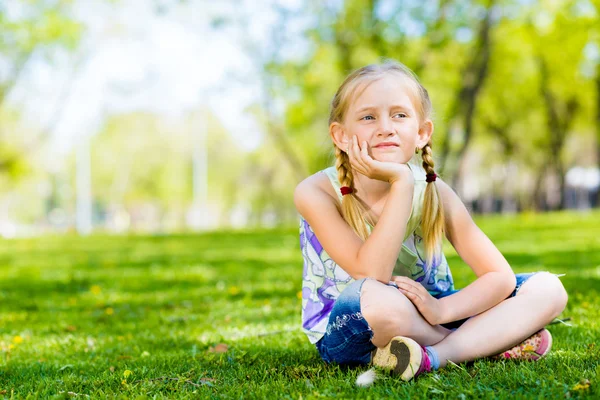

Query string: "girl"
[[294, 60, 568, 381]]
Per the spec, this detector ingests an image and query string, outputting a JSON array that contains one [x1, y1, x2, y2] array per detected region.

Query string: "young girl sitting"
[[294, 60, 568, 381]]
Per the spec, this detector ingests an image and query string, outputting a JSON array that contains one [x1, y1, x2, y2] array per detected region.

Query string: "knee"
[[359, 279, 413, 332], [523, 272, 568, 317], [549, 274, 568, 315]]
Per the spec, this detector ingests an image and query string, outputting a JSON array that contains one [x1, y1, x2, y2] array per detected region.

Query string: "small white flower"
[[356, 368, 377, 387]]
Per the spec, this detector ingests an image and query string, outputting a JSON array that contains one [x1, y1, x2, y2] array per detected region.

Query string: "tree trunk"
[[538, 56, 578, 210], [595, 61, 600, 208], [439, 0, 495, 185], [366, 0, 387, 57], [238, 6, 309, 184], [413, 0, 452, 76], [451, 3, 494, 191], [596, 61, 600, 172], [532, 165, 547, 211]]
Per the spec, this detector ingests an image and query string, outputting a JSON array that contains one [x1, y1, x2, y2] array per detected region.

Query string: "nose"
[[377, 117, 395, 136]]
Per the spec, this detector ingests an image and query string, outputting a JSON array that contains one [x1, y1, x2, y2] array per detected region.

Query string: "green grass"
[[0, 210, 599, 399]]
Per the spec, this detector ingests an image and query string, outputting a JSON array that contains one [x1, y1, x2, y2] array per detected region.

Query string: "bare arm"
[[435, 179, 516, 323], [294, 137, 415, 283], [295, 175, 413, 283]]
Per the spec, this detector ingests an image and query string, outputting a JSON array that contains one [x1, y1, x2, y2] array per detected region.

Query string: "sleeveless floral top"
[[299, 161, 454, 344]]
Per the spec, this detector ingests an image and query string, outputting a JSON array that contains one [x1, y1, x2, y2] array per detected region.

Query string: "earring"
[[415, 146, 420, 154]]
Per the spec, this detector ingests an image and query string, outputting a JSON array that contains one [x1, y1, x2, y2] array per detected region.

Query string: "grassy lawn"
[[0, 210, 599, 398]]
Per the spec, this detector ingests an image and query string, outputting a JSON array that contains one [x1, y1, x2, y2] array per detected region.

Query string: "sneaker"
[[493, 328, 553, 361], [371, 336, 431, 381]]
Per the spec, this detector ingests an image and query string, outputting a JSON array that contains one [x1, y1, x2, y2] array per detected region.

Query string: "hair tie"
[[426, 173, 437, 183], [340, 186, 353, 196]]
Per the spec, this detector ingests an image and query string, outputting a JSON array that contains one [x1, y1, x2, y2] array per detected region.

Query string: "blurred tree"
[[81, 109, 244, 231], [271, 0, 493, 180], [439, 0, 496, 190], [593, 0, 600, 171], [0, 0, 82, 176], [235, 2, 310, 184], [527, 0, 594, 209], [597, 59, 600, 170]]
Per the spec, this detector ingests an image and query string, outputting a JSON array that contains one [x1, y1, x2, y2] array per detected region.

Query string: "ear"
[[330, 122, 350, 152], [417, 119, 434, 149]]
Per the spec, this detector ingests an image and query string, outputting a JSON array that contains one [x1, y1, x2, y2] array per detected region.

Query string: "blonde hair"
[[330, 60, 445, 264]]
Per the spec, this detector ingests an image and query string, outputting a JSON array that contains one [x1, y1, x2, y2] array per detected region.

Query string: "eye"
[[361, 115, 375, 121], [394, 113, 407, 118]]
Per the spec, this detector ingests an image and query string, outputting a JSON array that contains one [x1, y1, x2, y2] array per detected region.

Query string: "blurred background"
[[0, 0, 598, 238]]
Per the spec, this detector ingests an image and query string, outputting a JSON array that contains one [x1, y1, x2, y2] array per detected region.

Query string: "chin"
[[374, 154, 405, 163]]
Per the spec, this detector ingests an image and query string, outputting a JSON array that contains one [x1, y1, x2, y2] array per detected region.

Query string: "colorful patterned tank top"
[[300, 161, 455, 344]]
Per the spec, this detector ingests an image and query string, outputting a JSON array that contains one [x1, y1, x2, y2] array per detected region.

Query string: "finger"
[[398, 287, 423, 305], [393, 276, 414, 282], [347, 136, 361, 170], [396, 282, 423, 299], [351, 136, 369, 173], [394, 277, 420, 290], [349, 153, 367, 178], [396, 281, 416, 293], [395, 277, 428, 295], [352, 136, 365, 167], [359, 140, 374, 165]]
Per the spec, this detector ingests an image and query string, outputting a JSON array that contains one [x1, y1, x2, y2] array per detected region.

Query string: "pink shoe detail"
[[493, 329, 553, 361]]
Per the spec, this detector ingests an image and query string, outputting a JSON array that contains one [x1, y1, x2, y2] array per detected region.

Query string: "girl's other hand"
[[392, 276, 447, 326], [348, 135, 413, 184]]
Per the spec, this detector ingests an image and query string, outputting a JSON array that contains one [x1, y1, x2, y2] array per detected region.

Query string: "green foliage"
[[0, 108, 40, 189], [249, 0, 600, 217], [0, 0, 83, 57], [86, 109, 245, 218], [0, 0, 83, 189], [0, 211, 598, 397]]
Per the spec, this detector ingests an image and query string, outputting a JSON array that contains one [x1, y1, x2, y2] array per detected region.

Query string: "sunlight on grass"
[[0, 210, 598, 398]]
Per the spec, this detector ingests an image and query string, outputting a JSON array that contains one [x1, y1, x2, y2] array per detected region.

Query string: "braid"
[[326, 60, 439, 248], [421, 143, 435, 175], [334, 146, 370, 240], [420, 141, 445, 266], [335, 146, 354, 189]]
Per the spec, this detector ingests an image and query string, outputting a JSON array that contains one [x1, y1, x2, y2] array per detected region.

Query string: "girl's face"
[[334, 74, 432, 164]]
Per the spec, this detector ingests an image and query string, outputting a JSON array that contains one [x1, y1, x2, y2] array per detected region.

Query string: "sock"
[[425, 346, 440, 370]]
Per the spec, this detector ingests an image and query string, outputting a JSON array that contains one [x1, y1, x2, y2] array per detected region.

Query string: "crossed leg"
[[361, 272, 568, 366]]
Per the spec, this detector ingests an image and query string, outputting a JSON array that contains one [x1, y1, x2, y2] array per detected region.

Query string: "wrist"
[[389, 172, 414, 186], [437, 298, 452, 325]]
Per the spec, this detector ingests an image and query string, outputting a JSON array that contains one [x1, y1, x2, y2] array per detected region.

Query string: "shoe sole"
[[371, 336, 423, 381]]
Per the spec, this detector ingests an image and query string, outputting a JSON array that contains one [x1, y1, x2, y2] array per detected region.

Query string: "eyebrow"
[[355, 104, 412, 113]]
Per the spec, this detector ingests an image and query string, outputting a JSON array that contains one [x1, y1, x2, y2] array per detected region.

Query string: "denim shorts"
[[315, 272, 539, 366]]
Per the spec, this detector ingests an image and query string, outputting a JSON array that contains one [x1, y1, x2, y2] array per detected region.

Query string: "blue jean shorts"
[[315, 272, 539, 366]]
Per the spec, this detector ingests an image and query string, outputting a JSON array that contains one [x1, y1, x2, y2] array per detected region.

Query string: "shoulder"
[[435, 179, 464, 210], [294, 169, 339, 215], [434, 178, 464, 215], [434, 178, 477, 240]]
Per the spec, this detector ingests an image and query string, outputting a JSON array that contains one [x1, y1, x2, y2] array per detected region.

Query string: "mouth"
[[374, 143, 399, 148]]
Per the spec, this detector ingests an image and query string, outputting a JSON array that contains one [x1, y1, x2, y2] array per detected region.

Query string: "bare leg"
[[431, 272, 568, 367], [360, 279, 452, 347]]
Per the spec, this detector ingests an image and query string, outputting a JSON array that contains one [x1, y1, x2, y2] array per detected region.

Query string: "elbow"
[[351, 261, 390, 284], [353, 273, 389, 285], [351, 253, 394, 284], [351, 263, 392, 284]]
